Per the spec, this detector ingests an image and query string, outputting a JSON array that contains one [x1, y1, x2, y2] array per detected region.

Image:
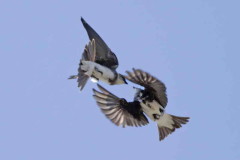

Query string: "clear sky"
[[1, 0, 240, 159]]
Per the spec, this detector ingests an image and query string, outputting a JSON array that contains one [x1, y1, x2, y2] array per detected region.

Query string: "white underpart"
[[140, 100, 174, 129], [140, 100, 164, 122], [156, 113, 174, 129], [81, 61, 115, 84]]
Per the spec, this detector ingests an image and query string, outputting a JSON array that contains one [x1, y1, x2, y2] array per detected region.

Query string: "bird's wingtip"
[[92, 88, 97, 93], [96, 83, 102, 89], [81, 17, 86, 23]]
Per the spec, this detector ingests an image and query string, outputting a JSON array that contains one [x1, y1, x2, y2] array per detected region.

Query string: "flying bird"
[[92, 69, 189, 141], [69, 17, 127, 90]]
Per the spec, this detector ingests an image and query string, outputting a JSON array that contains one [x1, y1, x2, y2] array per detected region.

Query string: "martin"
[[69, 18, 127, 90], [92, 69, 189, 141]]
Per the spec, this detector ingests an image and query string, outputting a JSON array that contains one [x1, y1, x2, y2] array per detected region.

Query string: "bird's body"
[[69, 18, 127, 90], [140, 99, 164, 122], [81, 60, 122, 85], [136, 90, 188, 139], [92, 69, 189, 141], [134, 87, 165, 122]]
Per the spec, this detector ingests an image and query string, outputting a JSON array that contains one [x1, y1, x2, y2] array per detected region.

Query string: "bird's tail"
[[76, 73, 89, 91], [157, 113, 189, 141], [68, 39, 96, 91], [68, 75, 78, 79]]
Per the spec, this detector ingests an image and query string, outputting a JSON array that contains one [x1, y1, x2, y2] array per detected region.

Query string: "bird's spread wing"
[[81, 17, 118, 69], [125, 68, 168, 107], [68, 40, 96, 90], [81, 39, 96, 62], [78, 39, 98, 90], [92, 84, 149, 127]]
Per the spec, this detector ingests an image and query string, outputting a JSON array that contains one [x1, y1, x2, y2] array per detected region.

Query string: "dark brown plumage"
[[125, 68, 168, 108], [93, 84, 149, 127], [81, 17, 118, 69]]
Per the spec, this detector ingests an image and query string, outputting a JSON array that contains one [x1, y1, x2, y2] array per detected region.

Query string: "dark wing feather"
[[68, 40, 96, 90], [93, 84, 149, 127], [81, 39, 96, 62], [81, 17, 118, 69], [125, 68, 168, 107], [68, 40, 96, 67]]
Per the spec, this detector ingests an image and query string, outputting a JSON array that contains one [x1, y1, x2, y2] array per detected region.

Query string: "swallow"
[[69, 17, 127, 90], [92, 69, 189, 141]]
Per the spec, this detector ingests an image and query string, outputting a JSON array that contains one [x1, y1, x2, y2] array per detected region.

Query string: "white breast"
[[81, 61, 115, 84], [140, 100, 164, 122], [92, 63, 115, 83]]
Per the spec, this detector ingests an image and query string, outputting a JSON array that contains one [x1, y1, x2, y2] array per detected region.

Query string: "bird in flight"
[[92, 69, 189, 141], [69, 17, 127, 90]]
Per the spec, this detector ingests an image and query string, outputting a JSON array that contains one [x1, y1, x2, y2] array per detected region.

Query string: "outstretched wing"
[[92, 84, 149, 127], [125, 68, 168, 108], [81, 39, 96, 62], [81, 17, 118, 69], [68, 40, 96, 90]]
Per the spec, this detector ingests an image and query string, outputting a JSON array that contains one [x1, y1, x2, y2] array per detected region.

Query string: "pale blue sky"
[[1, 0, 240, 160]]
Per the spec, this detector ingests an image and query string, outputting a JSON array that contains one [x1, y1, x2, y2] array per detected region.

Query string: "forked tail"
[[157, 113, 189, 141]]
